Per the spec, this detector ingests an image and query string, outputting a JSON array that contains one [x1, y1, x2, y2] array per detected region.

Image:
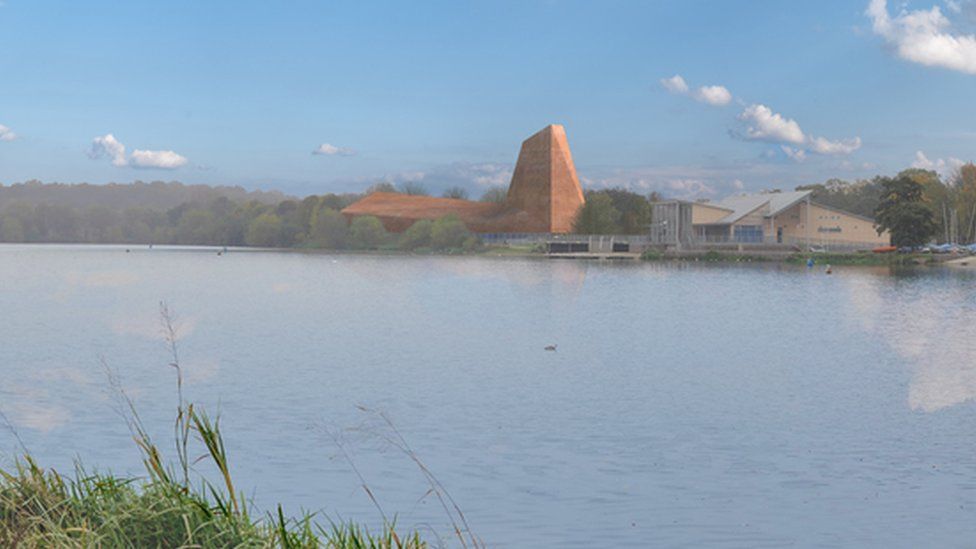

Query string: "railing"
[[479, 233, 553, 244], [479, 231, 886, 252], [691, 234, 887, 251], [480, 233, 651, 245]]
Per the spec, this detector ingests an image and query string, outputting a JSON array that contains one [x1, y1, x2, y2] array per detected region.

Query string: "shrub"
[[430, 215, 470, 250], [462, 235, 481, 252], [399, 219, 434, 250], [640, 249, 663, 260], [310, 207, 348, 249], [347, 216, 388, 249]]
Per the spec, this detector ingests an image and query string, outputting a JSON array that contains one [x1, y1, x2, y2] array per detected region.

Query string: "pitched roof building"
[[652, 190, 890, 247], [341, 124, 585, 233]]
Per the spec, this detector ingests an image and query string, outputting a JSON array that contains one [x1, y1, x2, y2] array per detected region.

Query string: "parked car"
[[931, 243, 965, 254]]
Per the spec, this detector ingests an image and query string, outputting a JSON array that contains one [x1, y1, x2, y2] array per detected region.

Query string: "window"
[[733, 225, 763, 243]]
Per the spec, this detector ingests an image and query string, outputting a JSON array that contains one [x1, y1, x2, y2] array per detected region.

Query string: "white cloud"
[[737, 104, 862, 158], [867, 0, 976, 74], [386, 162, 512, 193], [808, 135, 863, 155], [738, 104, 806, 144], [312, 143, 356, 156], [781, 145, 807, 162], [912, 150, 965, 173], [88, 134, 188, 169], [583, 166, 761, 200], [662, 74, 733, 107], [0, 124, 16, 142], [88, 134, 128, 166], [694, 85, 733, 106], [665, 179, 717, 197], [660, 74, 689, 94], [130, 149, 188, 169]]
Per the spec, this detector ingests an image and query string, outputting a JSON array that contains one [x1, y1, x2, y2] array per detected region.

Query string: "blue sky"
[[2, 0, 976, 199]]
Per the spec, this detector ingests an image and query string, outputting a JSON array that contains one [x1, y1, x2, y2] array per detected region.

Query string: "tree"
[[952, 163, 976, 242], [874, 175, 938, 247], [797, 177, 885, 219], [441, 186, 469, 200], [309, 207, 348, 249], [479, 186, 507, 203], [573, 192, 621, 234], [245, 212, 284, 247], [83, 205, 121, 242], [366, 182, 397, 194], [175, 209, 216, 245], [399, 219, 433, 250], [900, 168, 950, 241], [0, 217, 25, 242], [347, 216, 388, 249], [430, 215, 470, 249], [602, 188, 651, 234], [400, 182, 429, 196]]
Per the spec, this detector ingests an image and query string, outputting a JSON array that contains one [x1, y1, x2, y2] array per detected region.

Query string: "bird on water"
[[544, 344, 557, 351]]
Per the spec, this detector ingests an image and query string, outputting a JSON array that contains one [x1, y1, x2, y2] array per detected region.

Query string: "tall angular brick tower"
[[505, 124, 585, 233]]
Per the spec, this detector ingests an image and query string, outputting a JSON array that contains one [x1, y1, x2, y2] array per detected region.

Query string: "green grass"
[[0, 412, 426, 548], [0, 305, 439, 548], [783, 252, 930, 266], [640, 249, 771, 263], [640, 248, 942, 266]]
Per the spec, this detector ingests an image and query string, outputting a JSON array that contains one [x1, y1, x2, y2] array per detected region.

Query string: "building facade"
[[651, 191, 890, 248], [341, 124, 585, 234]]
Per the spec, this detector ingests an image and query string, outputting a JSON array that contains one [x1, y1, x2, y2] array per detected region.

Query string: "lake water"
[[1, 244, 975, 547]]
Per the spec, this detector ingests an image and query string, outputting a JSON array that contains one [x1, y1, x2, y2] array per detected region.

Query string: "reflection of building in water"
[[549, 260, 587, 301], [844, 274, 976, 412], [435, 256, 588, 300]]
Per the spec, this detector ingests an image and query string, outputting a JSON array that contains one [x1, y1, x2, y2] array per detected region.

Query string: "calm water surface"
[[1, 244, 975, 547]]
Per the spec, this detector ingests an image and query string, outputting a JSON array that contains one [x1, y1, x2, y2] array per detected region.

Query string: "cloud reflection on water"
[[1, 384, 72, 433], [844, 271, 976, 412], [109, 313, 196, 341]]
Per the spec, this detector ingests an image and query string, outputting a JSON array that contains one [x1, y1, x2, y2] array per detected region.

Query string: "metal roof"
[[707, 190, 812, 224]]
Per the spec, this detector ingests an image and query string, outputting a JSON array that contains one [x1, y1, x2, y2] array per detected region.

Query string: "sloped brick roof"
[[341, 124, 585, 233]]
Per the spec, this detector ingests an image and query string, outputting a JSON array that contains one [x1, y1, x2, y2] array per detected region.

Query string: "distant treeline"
[[0, 180, 288, 211], [799, 166, 976, 243], [3, 166, 975, 246], [0, 180, 487, 252]]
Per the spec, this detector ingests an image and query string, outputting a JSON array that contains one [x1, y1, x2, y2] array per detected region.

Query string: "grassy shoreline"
[[3, 241, 962, 267], [0, 308, 463, 549], [1, 397, 431, 548], [638, 249, 944, 266]]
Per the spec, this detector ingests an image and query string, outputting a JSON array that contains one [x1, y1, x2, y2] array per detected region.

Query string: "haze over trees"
[[0, 180, 485, 253], [5, 164, 976, 248], [0, 180, 286, 211]]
